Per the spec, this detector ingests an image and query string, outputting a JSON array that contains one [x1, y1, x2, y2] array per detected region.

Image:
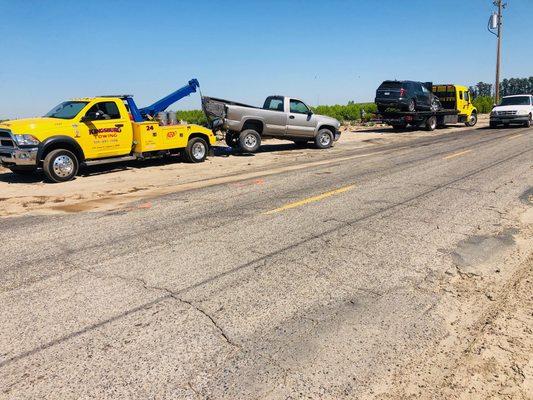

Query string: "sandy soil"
[[0, 117, 489, 217]]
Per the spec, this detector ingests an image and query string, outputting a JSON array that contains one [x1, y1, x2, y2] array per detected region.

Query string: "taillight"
[[400, 88, 406, 97]]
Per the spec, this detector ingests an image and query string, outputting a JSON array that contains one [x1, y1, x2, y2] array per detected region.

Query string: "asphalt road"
[[1, 125, 532, 399]]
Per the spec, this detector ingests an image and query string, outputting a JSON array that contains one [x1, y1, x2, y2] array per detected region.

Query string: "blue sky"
[[0, 0, 531, 119]]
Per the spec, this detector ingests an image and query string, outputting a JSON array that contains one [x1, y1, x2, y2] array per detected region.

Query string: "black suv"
[[375, 80, 442, 113]]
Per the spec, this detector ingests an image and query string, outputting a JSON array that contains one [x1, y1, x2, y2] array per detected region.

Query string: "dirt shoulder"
[[367, 205, 533, 400], [0, 118, 488, 217]]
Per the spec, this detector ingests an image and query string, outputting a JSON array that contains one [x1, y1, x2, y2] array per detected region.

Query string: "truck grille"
[[0, 130, 14, 148], [497, 110, 517, 116]]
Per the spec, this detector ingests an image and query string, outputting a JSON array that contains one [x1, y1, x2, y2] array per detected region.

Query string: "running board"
[[83, 155, 137, 166]]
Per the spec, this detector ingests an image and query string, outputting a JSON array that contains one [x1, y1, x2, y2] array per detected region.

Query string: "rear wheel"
[[425, 116, 437, 131], [465, 112, 478, 127], [43, 149, 79, 183], [183, 137, 208, 163], [239, 129, 261, 152], [314, 129, 333, 149]]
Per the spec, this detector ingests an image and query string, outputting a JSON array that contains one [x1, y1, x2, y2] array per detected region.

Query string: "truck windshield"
[[500, 96, 530, 106], [44, 101, 88, 119]]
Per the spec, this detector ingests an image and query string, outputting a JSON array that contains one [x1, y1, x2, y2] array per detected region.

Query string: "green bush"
[[175, 110, 207, 126], [312, 102, 377, 123], [472, 96, 494, 114]]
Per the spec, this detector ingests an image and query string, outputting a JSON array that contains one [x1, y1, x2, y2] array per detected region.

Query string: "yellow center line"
[[443, 149, 472, 160], [507, 133, 524, 140], [264, 184, 355, 215]]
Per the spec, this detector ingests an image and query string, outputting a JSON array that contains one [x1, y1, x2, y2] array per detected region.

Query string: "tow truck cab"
[[432, 84, 478, 126], [0, 80, 217, 182]]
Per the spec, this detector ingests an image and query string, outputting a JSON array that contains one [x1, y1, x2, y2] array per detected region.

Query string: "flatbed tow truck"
[[0, 79, 216, 182], [378, 84, 478, 131]]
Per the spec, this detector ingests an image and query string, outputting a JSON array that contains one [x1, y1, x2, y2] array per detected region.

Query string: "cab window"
[[85, 101, 121, 120], [464, 92, 469, 102], [289, 99, 309, 114], [459, 92, 463, 100]]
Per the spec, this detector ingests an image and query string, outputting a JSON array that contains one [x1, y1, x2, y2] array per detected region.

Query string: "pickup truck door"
[[77, 100, 132, 159], [286, 98, 317, 137]]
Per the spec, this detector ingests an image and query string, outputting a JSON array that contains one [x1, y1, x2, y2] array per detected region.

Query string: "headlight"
[[490, 111, 496, 116], [517, 110, 528, 115], [13, 134, 40, 146]]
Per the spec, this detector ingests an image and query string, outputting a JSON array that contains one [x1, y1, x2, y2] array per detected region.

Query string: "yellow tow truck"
[[432, 84, 478, 127], [0, 79, 216, 182]]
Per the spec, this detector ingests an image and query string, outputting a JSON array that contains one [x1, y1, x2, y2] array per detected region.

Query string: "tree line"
[[470, 76, 533, 98]]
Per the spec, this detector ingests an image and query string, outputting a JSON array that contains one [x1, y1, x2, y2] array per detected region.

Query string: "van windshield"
[[500, 96, 531, 106], [44, 101, 88, 119]]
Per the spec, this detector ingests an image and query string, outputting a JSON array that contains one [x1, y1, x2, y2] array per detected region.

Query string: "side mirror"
[[307, 111, 313, 117]]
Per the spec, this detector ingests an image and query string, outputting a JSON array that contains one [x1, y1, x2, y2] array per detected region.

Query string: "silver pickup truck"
[[202, 95, 341, 152]]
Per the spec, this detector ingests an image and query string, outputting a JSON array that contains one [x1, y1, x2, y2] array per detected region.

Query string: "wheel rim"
[[429, 118, 436, 129], [469, 114, 477, 125], [53, 155, 74, 178], [192, 142, 206, 159], [244, 134, 257, 148], [319, 133, 331, 146]]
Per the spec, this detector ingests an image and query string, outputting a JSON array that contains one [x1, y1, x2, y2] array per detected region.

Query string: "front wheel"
[[239, 129, 261, 152], [43, 149, 79, 183], [465, 113, 478, 127], [183, 137, 208, 163], [314, 129, 333, 149], [489, 121, 499, 129]]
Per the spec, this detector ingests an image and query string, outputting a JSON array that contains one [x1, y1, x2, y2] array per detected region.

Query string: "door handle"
[[115, 124, 124, 128], [289, 115, 295, 119]]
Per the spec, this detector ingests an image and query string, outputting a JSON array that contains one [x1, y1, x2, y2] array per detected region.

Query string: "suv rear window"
[[378, 81, 402, 90]]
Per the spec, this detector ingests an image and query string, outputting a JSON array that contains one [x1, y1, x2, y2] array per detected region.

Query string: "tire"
[[183, 137, 208, 163], [525, 114, 532, 128], [8, 166, 37, 176], [225, 132, 239, 148], [465, 113, 478, 127], [489, 121, 498, 129], [43, 149, 79, 183], [503, 122, 510, 128], [314, 129, 333, 149], [238, 129, 261, 152], [425, 116, 437, 131]]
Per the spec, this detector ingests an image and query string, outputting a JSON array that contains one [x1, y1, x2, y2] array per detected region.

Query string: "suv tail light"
[[399, 88, 406, 97]]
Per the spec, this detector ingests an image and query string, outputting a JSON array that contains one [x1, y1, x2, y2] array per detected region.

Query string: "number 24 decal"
[[146, 125, 154, 131]]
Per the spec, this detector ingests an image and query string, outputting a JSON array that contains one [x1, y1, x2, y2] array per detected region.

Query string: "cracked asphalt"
[[1, 125, 532, 399]]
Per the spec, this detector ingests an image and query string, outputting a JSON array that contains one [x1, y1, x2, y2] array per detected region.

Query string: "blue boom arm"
[[128, 79, 200, 122]]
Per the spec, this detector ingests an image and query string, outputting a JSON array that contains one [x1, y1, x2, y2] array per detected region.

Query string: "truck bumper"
[[0, 146, 39, 167], [490, 116, 530, 124]]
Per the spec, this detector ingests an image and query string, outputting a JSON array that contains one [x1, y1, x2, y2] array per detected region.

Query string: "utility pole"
[[490, 0, 506, 104]]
